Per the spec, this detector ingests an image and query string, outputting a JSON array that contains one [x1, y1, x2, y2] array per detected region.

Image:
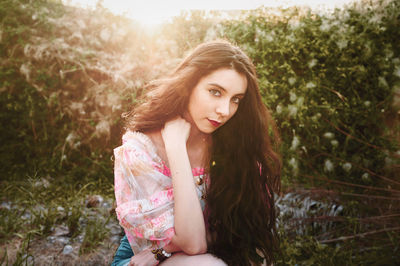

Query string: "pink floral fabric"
[[114, 131, 206, 254]]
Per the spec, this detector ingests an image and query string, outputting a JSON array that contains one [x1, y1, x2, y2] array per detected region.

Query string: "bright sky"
[[64, 0, 356, 25]]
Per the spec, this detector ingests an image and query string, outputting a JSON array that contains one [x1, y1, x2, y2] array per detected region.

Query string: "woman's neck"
[[183, 112, 211, 149], [187, 127, 210, 147]]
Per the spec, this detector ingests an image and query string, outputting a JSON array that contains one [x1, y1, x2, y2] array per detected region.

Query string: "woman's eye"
[[232, 97, 241, 104], [209, 89, 221, 97]]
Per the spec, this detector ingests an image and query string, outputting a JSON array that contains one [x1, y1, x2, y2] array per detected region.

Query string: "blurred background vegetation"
[[0, 0, 399, 264]]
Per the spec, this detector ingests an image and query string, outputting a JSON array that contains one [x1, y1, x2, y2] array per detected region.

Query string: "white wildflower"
[[255, 27, 266, 43], [276, 104, 283, 114], [385, 157, 393, 167], [301, 146, 308, 154], [108, 93, 121, 111], [393, 66, 400, 78], [289, 158, 299, 176], [65, 132, 81, 149], [289, 158, 297, 168], [70, 31, 83, 43], [339, 10, 350, 21], [265, 33, 274, 42], [331, 20, 340, 28], [95, 120, 110, 136], [32, 14, 37, 20], [77, 19, 86, 29], [364, 101, 371, 107], [90, 38, 101, 48], [361, 173, 370, 182], [324, 159, 334, 172], [20, 63, 31, 81], [116, 28, 127, 38], [369, 13, 382, 24], [291, 136, 300, 150], [296, 97, 304, 106], [73, 141, 81, 149], [288, 105, 298, 117], [286, 34, 295, 43], [319, 20, 331, 32], [364, 42, 372, 57], [66, 132, 78, 146], [385, 48, 393, 59], [289, 92, 297, 102], [70, 102, 83, 110], [205, 27, 217, 41], [288, 77, 296, 85], [323, 132, 334, 139], [342, 162, 352, 172], [336, 39, 348, 50], [289, 20, 300, 30], [34, 178, 50, 188], [357, 65, 367, 73], [100, 28, 111, 42], [306, 82, 316, 89], [255, 27, 264, 38], [135, 80, 143, 88], [378, 77, 388, 88], [331, 140, 339, 147], [189, 26, 197, 35], [41, 7, 49, 14], [308, 59, 318, 68]]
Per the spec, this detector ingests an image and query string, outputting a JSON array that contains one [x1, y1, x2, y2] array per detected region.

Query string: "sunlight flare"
[[63, 0, 355, 26]]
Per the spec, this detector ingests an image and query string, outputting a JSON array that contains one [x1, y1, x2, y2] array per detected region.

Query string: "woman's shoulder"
[[119, 130, 157, 155]]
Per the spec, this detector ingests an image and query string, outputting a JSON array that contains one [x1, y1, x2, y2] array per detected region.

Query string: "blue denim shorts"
[[111, 235, 134, 266]]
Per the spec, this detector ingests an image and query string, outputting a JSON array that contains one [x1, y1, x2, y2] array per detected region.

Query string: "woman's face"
[[187, 68, 247, 134]]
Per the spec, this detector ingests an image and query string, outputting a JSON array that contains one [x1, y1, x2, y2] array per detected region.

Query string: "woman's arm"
[[161, 118, 207, 255]]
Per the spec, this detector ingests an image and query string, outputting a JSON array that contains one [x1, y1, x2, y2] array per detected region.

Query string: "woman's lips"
[[208, 119, 221, 127]]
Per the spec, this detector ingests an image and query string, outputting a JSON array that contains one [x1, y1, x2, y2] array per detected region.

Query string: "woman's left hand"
[[128, 248, 159, 266]]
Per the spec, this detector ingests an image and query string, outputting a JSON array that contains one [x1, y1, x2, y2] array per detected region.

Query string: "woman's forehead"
[[200, 68, 247, 95]]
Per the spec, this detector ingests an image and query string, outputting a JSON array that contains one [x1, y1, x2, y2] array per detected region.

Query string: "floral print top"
[[114, 131, 207, 254]]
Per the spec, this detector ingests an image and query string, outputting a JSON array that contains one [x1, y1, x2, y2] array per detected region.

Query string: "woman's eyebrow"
[[208, 82, 245, 96]]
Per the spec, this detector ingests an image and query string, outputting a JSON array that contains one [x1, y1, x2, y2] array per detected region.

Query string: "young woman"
[[112, 41, 281, 266]]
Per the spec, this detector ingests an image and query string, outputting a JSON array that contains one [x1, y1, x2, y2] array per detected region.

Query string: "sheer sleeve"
[[114, 131, 175, 254]]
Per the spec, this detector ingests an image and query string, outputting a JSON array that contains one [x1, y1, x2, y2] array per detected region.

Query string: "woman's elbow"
[[182, 239, 207, 255]]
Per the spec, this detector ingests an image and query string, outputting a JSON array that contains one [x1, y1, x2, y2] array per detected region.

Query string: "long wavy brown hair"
[[124, 40, 281, 265]]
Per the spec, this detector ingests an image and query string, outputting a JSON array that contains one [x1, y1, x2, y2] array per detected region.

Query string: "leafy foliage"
[[1, 0, 400, 264], [219, 1, 400, 188], [216, 1, 400, 264]]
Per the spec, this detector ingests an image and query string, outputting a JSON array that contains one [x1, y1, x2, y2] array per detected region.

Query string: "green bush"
[[216, 1, 400, 264], [0, 0, 172, 181], [219, 0, 400, 189], [1, 0, 400, 264]]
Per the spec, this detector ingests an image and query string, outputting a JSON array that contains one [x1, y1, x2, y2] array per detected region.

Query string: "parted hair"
[[124, 40, 281, 265]]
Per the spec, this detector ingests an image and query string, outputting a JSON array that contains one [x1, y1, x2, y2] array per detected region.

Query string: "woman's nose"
[[216, 100, 230, 117]]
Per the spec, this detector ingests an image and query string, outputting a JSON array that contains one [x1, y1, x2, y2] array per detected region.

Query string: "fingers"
[[161, 117, 191, 145]]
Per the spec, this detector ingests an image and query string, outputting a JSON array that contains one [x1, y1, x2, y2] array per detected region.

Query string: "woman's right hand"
[[160, 117, 207, 254], [161, 117, 191, 149], [128, 248, 158, 266]]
